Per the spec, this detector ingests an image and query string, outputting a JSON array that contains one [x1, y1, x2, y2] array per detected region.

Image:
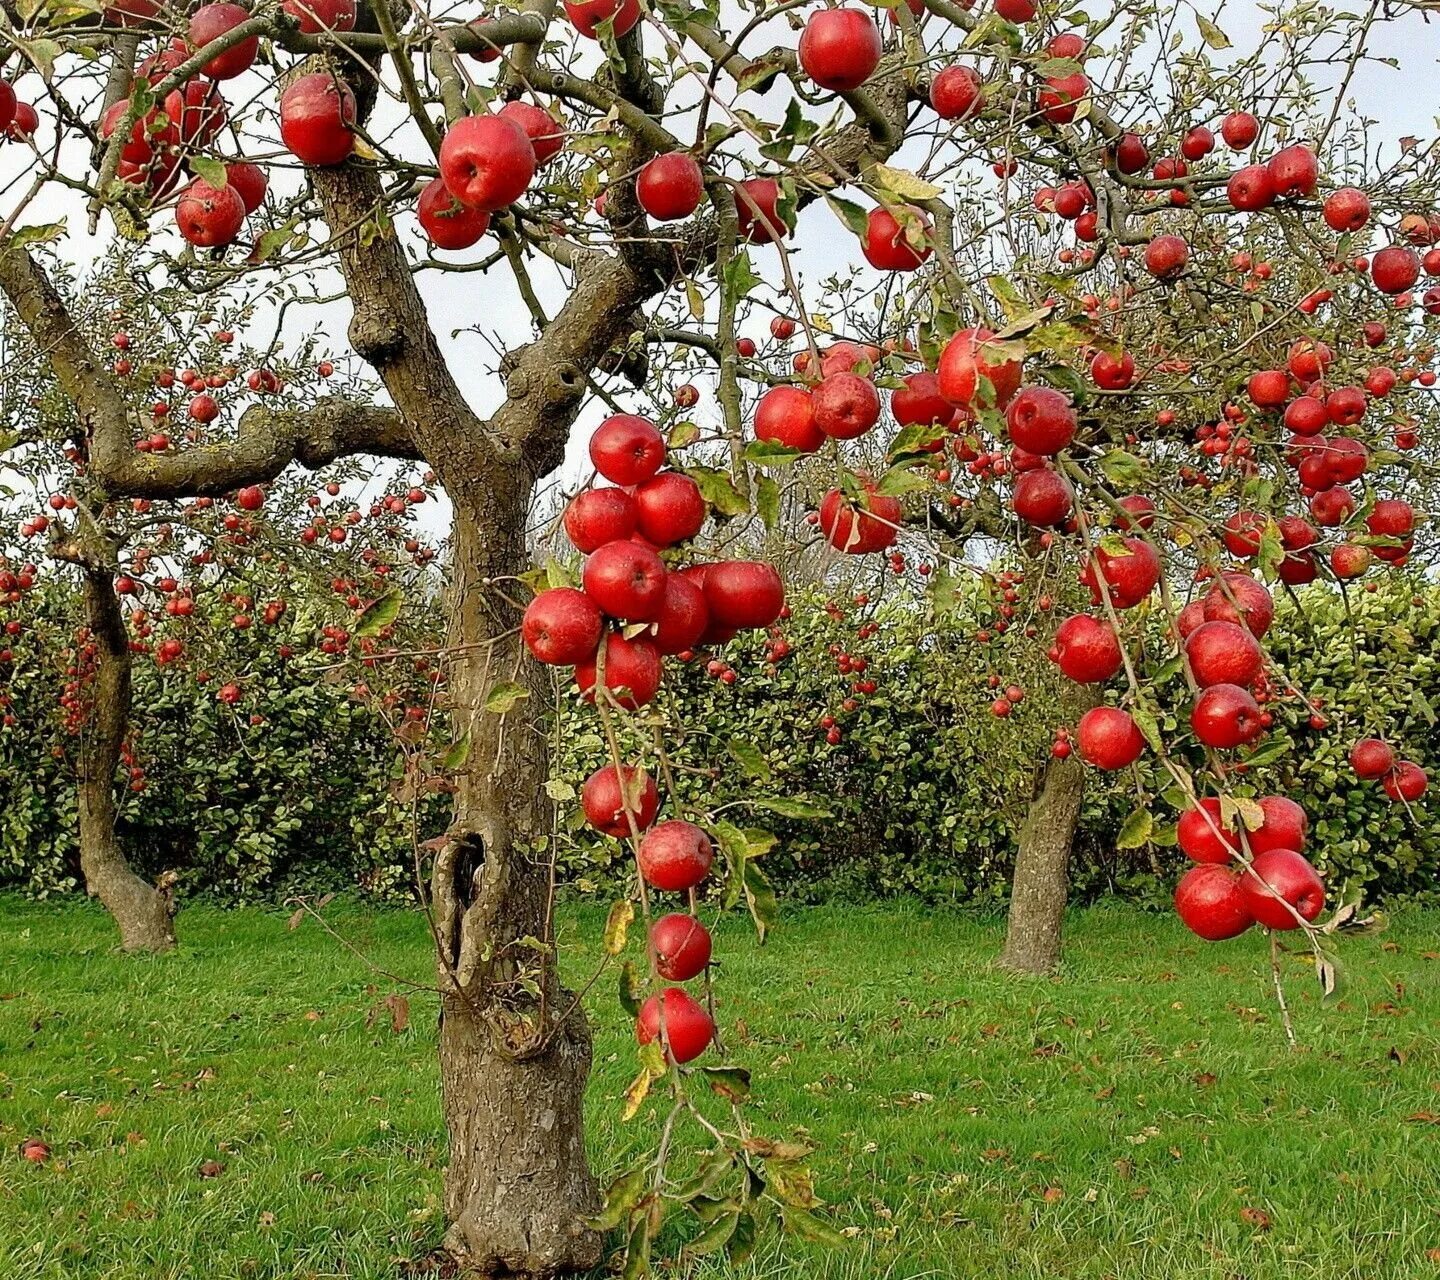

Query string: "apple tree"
[[2, 0, 1439, 1269]]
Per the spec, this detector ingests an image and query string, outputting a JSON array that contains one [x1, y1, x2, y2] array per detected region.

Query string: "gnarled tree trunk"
[[1000, 686, 1098, 976], [77, 556, 176, 953], [429, 488, 601, 1273]]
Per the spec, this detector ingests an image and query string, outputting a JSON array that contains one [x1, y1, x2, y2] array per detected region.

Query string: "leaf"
[[484, 681, 529, 714], [887, 421, 950, 461], [874, 465, 933, 498], [703, 1065, 752, 1103], [286, 907, 305, 931], [685, 276, 706, 322], [1098, 449, 1147, 488], [5, 222, 65, 250], [682, 464, 749, 517], [1130, 703, 1163, 755], [825, 194, 870, 237], [384, 993, 409, 1033], [779, 1204, 848, 1247], [1116, 807, 1153, 850], [190, 155, 228, 189], [1196, 11, 1231, 48], [668, 420, 700, 449], [442, 734, 471, 770], [622, 1065, 655, 1122], [590, 1166, 648, 1231], [354, 589, 402, 637], [870, 163, 942, 201], [545, 777, 576, 802], [618, 960, 643, 1016], [684, 1208, 740, 1257], [723, 251, 761, 302], [728, 739, 772, 782], [1221, 795, 1265, 832], [752, 796, 832, 819], [727, 1208, 757, 1263], [604, 899, 635, 956], [742, 440, 804, 466], [756, 473, 780, 530], [743, 860, 779, 943]]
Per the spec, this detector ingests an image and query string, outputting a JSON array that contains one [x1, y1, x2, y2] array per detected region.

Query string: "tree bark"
[[76, 555, 176, 954], [999, 688, 1098, 976], [428, 489, 601, 1274]]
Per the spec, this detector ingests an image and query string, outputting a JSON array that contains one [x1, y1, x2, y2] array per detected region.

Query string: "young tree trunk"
[[430, 488, 601, 1275], [77, 561, 176, 953], [999, 688, 1098, 976]]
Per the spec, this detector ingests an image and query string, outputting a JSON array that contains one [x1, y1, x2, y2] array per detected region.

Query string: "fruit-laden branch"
[[0, 239, 417, 497]]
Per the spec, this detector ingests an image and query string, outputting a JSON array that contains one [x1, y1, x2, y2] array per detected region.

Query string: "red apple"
[[575, 632, 663, 709], [1185, 620, 1262, 688], [1350, 737, 1395, 780], [1077, 706, 1145, 770], [636, 987, 713, 1063], [813, 371, 881, 439], [634, 472, 706, 546], [582, 763, 658, 836], [589, 414, 665, 485], [582, 540, 667, 621], [279, 73, 356, 167], [798, 8, 882, 92], [861, 206, 932, 271], [522, 587, 603, 665], [187, 3, 258, 80], [637, 152, 705, 221], [1191, 683, 1264, 749], [1175, 864, 1254, 939], [638, 819, 713, 891], [1239, 848, 1325, 930], [174, 178, 246, 248], [755, 385, 824, 451], [1051, 613, 1122, 683], [417, 176, 491, 250], [498, 100, 565, 166], [650, 913, 712, 981], [703, 561, 784, 629], [563, 487, 637, 552], [439, 114, 536, 212], [1178, 798, 1239, 864]]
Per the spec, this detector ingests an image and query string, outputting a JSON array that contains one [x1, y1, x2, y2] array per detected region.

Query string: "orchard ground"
[[2, 898, 1438, 1279]]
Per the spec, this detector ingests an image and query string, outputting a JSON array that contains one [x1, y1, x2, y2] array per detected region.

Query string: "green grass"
[[1, 897, 1439, 1279]]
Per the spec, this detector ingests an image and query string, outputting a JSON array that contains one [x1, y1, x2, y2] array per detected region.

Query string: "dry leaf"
[[1240, 1206, 1272, 1230]]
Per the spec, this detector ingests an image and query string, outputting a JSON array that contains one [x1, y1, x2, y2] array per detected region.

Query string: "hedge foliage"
[[2, 572, 1438, 907]]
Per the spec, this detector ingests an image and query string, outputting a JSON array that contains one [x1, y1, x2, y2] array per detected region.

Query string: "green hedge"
[[2, 574, 1438, 907]]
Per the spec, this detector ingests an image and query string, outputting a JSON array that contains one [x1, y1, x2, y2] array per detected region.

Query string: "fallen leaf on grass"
[[197, 1160, 226, 1178], [1240, 1207, 1272, 1230]]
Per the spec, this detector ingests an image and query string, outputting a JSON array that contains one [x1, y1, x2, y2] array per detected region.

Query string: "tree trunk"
[[77, 561, 176, 954], [430, 487, 601, 1275], [999, 688, 1098, 976]]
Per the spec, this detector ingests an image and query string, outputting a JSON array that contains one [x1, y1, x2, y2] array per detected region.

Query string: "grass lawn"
[[1, 896, 1438, 1279]]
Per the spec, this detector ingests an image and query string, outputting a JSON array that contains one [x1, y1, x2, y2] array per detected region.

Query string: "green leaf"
[[1098, 449, 1147, 489], [684, 1208, 740, 1257], [620, 1211, 652, 1279], [728, 739, 772, 782], [723, 250, 762, 302], [874, 464, 933, 498], [544, 777, 576, 802], [190, 155, 229, 189], [442, 734, 471, 770], [1116, 807, 1153, 850], [743, 860, 779, 942], [682, 464, 748, 517], [826, 194, 870, 237], [618, 959, 643, 1017], [742, 440, 804, 466], [668, 420, 700, 449], [4, 222, 65, 250], [604, 899, 635, 955], [354, 589, 402, 638], [1196, 11, 1231, 48], [484, 680, 529, 714], [779, 1204, 848, 1248], [887, 421, 949, 461], [728, 1208, 758, 1263], [589, 1165, 647, 1231], [702, 1064, 752, 1103], [756, 473, 780, 530], [753, 796, 832, 819], [1131, 703, 1163, 755]]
